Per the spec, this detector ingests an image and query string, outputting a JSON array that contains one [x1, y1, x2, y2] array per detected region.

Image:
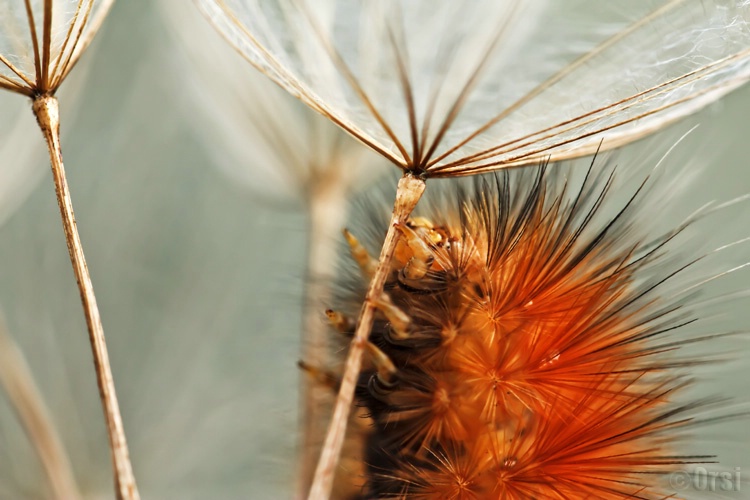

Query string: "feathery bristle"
[[327, 156, 735, 499]]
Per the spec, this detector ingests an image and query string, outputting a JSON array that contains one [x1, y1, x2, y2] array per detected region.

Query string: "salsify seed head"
[[199, 0, 750, 177], [0, 0, 114, 97], [330, 155, 738, 499]]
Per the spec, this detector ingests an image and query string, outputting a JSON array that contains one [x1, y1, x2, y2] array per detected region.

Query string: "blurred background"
[[0, 1, 749, 499]]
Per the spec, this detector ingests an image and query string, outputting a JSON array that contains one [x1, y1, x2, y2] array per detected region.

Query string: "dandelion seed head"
[[199, 0, 750, 175], [0, 0, 115, 96], [160, 0, 387, 205]]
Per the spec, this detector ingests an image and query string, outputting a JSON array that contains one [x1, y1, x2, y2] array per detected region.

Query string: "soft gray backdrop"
[[0, 1, 749, 499]]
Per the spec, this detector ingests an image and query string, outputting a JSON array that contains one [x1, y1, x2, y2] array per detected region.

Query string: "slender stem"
[[307, 174, 426, 500], [0, 316, 81, 500], [32, 95, 140, 500], [297, 176, 349, 498]]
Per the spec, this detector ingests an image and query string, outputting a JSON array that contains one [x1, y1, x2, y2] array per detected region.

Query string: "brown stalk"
[[307, 174, 426, 500], [0, 317, 80, 500], [297, 173, 350, 497], [32, 95, 140, 500]]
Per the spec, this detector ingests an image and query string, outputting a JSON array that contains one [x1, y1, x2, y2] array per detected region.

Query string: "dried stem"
[[32, 95, 140, 500], [298, 175, 350, 497], [307, 174, 426, 500], [0, 316, 80, 500]]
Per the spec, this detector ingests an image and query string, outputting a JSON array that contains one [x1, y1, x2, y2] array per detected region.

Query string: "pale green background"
[[0, 1, 749, 499]]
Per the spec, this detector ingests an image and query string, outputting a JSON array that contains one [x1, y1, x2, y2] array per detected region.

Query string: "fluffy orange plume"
[[327, 158, 727, 499]]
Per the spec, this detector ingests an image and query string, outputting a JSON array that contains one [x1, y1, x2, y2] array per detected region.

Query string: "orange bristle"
[[329, 158, 731, 499]]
